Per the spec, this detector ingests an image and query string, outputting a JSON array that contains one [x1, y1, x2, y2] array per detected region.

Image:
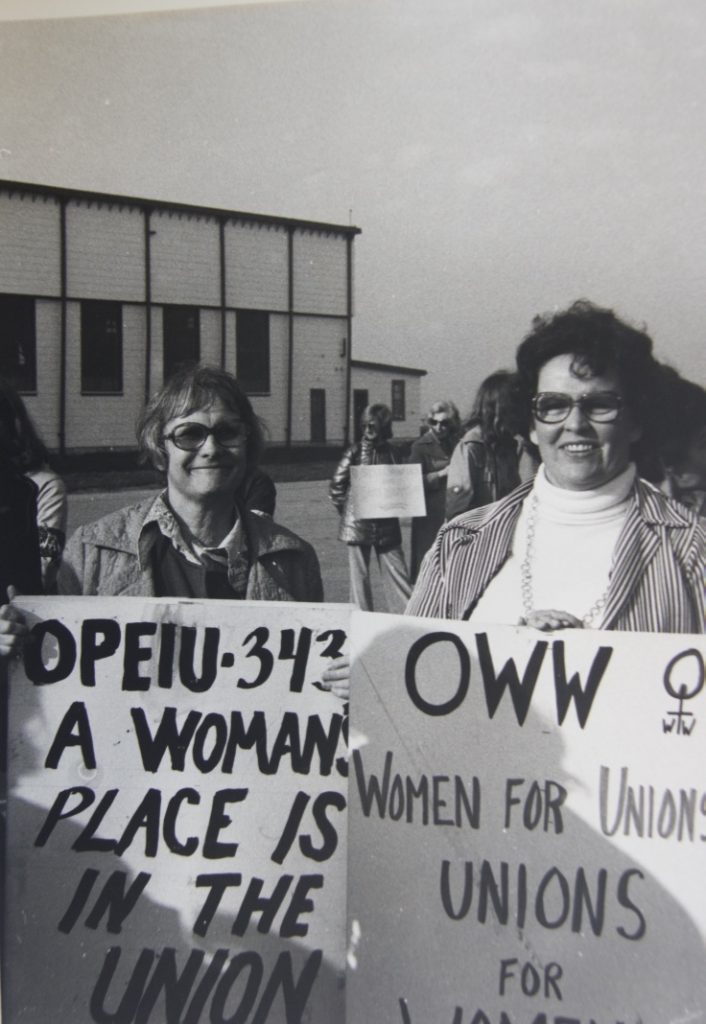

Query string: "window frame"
[[391, 378, 406, 421], [163, 304, 201, 383], [0, 293, 37, 394], [236, 309, 270, 395], [80, 299, 123, 396]]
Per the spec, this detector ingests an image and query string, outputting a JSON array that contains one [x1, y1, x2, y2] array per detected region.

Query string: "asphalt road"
[[67, 480, 413, 608]]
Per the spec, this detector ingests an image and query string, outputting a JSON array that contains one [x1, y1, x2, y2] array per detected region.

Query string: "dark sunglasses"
[[532, 392, 624, 424], [430, 417, 452, 427], [163, 421, 250, 451]]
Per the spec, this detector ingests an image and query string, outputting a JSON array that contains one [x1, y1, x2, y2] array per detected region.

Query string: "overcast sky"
[[1, 0, 704, 412]]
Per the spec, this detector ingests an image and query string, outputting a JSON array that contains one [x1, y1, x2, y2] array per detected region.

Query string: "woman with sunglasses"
[[55, 365, 322, 601], [408, 301, 704, 632], [408, 400, 460, 581]]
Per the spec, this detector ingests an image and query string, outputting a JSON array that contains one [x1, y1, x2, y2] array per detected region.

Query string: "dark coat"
[[408, 429, 455, 580]]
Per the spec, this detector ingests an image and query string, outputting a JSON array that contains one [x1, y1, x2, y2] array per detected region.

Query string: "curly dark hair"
[[137, 364, 266, 471], [515, 300, 661, 448]]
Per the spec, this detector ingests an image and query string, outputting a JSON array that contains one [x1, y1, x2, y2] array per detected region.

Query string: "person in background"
[[241, 466, 277, 516], [445, 370, 538, 520], [654, 372, 706, 518], [408, 400, 460, 581], [0, 378, 66, 591], [409, 300, 704, 632], [0, 391, 42, 602], [329, 403, 412, 612]]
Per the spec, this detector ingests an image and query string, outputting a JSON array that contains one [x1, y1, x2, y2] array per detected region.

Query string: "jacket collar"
[[78, 494, 309, 569]]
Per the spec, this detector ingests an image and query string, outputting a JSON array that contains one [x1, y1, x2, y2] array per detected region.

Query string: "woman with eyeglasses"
[[408, 400, 460, 581], [408, 301, 704, 632], [53, 365, 322, 602]]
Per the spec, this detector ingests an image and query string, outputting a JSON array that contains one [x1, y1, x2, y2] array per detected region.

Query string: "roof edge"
[[0, 179, 362, 237], [352, 358, 427, 377]]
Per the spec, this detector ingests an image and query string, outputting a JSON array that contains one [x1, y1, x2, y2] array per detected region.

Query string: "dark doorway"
[[310, 388, 326, 442], [163, 306, 200, 382]]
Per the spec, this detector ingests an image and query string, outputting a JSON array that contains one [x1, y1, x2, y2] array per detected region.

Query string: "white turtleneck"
[[468, 463, 637, 626]]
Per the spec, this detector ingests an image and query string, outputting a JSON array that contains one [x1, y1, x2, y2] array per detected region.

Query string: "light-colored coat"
[[58, 498, 324, 602]]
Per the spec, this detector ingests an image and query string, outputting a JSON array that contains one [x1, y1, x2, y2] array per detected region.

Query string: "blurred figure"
[[408, 400, 460, 580], [0, 403, 41, 600], [329, 403, 412, 612], [241, 466, 277, 516], [445, 370, 537, 520], [655, 372, 706, 517], [0, 379, 64, 591]]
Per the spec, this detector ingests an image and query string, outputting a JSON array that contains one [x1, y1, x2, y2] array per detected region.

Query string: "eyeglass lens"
[[533, 392, 622, 423], [168, 423, 248, 449], [430, 417, 451, 426]]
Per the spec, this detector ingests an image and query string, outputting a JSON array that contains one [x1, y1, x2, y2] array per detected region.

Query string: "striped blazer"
[[406, 478, 705, 633]]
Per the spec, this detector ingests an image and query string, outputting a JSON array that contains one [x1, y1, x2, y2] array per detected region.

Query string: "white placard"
[[350, 463, 425, 518], [347, 613, 706, 1023], [4, 596, 351, 1024]]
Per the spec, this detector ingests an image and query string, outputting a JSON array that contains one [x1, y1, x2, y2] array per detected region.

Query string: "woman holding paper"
[[408, 301, 705, 633], [329, 403, 412, 613]]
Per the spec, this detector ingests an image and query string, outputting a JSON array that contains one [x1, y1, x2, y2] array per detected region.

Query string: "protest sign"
[[350, 464, 425, 518], [346, 613, 706, 1024], [3, 596, 350, 1024]]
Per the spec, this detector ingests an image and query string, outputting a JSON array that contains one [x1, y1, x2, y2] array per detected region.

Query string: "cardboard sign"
[[3, 597, 350, 1024], [350, 464, 425, 519], [346, 613, 706, 1024]]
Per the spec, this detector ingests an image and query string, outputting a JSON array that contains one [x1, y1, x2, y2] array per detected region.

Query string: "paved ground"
[[67, 480, 413, 607]]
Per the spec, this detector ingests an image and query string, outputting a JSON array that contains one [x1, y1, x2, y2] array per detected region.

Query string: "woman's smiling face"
[[530, 353, 641, 491], [163, 398, 248, 506]]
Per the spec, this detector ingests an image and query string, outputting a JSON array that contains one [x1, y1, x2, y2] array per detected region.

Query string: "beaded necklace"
[[519, 495, 610, 627]]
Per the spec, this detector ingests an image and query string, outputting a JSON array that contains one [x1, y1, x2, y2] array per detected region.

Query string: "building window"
[[163, 305, 200, 382], [391, 379, 406, 421], [81, 300, 122, 394], [236, 310, 270, 394], [0, 294, 36, 392]]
